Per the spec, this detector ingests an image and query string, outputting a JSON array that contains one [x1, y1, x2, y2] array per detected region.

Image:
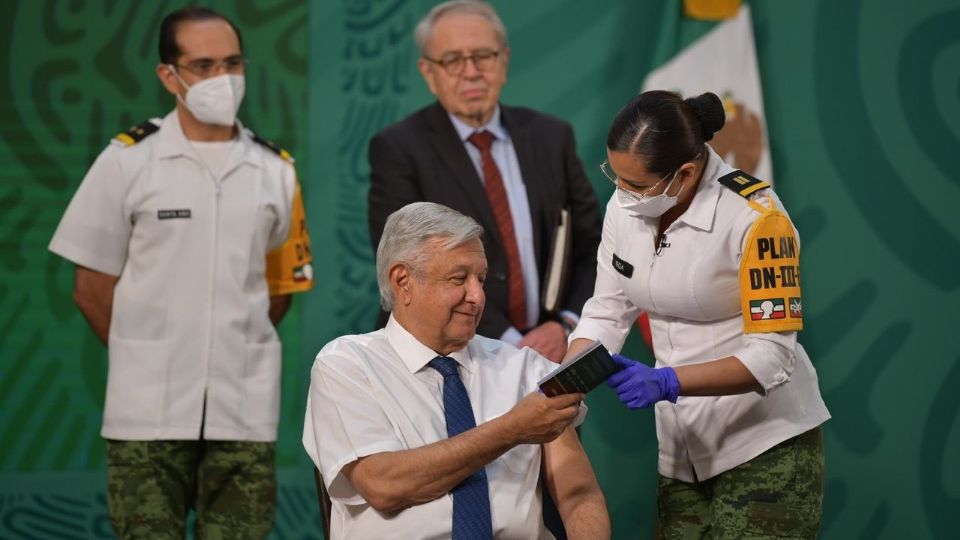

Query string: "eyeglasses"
[[174, 56, 248, 78], [600, 160, 671, 203], [423, 49, 500, 76]]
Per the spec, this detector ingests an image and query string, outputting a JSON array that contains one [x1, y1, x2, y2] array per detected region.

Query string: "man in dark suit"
[[368, 0, 601, 364]]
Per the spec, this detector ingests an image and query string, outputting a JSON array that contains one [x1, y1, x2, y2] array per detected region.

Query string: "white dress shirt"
[[303, 316, 585, 539], [570, 145, 830, 482]]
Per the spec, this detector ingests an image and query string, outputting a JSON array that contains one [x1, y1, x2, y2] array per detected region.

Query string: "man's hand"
[[518, 321, 567, 362], [502, 391, 583, 445]]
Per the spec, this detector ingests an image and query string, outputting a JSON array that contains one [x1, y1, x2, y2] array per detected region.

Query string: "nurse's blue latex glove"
[[606, 354, 681, 409]]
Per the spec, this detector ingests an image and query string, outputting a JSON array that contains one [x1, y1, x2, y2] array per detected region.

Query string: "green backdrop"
[[2, 0, 957, 538]]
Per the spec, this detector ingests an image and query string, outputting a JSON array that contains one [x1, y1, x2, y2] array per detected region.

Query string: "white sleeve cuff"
[[568, 317, 630, 354], [324, 440, 406, 505], [734, 332, 798, 393]]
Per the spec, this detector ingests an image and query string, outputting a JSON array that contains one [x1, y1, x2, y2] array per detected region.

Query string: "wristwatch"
[[558, 317, 576, 337]]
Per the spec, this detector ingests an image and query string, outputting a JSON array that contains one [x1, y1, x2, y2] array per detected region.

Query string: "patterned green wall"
[[0, 0, 322, 537], [1, 0, 958, 538], [303, 0, 960, 538]]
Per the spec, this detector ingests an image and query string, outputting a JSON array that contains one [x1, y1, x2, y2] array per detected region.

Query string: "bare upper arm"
[[543, 426, 609, 538], [543, 426, 586, 475], [543, 425, 599, 503]]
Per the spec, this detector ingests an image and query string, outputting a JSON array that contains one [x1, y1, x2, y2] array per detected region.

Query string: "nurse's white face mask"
[[614, 169, 684, 218], [169, 66, 245, 127]]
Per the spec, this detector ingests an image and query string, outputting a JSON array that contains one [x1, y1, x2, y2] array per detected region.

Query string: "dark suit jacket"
[[368, 102, 602, 338]]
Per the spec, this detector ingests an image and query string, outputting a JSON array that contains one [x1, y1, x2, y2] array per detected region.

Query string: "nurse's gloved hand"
[[606, 354, 681, 409]]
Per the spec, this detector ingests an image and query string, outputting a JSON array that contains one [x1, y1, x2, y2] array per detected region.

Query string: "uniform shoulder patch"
[[113, 119, 160, 147], [718, 170, 770, 198], [738, 209, 803, 334], [250, 131, 295, 163]]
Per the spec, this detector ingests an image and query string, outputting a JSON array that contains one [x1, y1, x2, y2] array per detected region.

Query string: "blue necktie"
[[428, 356, 493, 540]]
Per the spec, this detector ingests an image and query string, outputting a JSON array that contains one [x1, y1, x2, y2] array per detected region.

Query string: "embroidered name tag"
[[612, 253, 634, 278], [157, 209, 191, 220]]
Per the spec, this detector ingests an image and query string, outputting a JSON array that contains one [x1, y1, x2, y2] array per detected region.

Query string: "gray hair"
[[376, 202, 484, 311], [413, 0, 509, 57]]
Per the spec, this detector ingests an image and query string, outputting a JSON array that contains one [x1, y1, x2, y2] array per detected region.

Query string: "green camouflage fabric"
[[657, 427, 824, 539], [106, 440, 276, 539]]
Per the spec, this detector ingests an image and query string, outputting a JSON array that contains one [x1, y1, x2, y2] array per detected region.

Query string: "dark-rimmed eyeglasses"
[[174, 56, 248, 79], [423, 49, 500, 76]]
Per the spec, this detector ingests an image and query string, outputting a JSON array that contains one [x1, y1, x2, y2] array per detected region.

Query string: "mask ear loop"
[[666, 151, 704, 199], [661, 168, 685, 199], [167, 65, 192, 106]]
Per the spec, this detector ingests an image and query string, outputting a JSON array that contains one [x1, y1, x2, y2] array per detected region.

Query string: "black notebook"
[[538, 340, 622, 397]]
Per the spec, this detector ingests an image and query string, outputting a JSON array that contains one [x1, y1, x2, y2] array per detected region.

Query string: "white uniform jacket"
[[570, 145, 830, 482], [49, 111, 312, 441]]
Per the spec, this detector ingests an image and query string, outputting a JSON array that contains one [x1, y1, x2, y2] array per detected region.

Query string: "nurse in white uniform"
[[566, 90, 830, 539]]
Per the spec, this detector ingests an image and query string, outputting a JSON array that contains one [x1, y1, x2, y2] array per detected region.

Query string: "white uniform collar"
[[673, 144, 737, 232], [385, 315, 475, 375], [448, 105, 509, 143], [154, 110, 262, 169]]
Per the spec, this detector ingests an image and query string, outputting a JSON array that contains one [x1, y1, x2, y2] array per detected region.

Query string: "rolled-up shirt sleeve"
[[729, 194, 803, 394], [303, 347, 404, 505], [733, 330, 799, 394], [569, 198, 640, 353]]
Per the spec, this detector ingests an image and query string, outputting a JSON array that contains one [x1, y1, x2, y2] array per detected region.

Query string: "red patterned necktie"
[[467, 130, 527, 330]]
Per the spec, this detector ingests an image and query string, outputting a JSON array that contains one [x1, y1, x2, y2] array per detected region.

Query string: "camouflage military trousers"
[[657, 426, 824, 539], [106, 439, 276, 540]]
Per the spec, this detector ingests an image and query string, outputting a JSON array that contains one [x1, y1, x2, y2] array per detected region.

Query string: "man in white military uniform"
[[48, 7, 313, 539], [303, 202, 609, 539]]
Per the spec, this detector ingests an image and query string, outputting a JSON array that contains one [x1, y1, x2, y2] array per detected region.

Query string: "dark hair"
[[158, 7, 243, 64], [606, 90, 725, 175]]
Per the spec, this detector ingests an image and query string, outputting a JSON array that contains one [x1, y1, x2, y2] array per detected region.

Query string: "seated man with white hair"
[[303, 202, 610, 539]]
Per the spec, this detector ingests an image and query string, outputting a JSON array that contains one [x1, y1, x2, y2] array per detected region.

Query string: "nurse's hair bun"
[[684, 92, 725, 142]]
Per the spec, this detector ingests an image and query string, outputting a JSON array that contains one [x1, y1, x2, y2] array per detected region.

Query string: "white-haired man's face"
[[392, 237, 487, 355], [417, 12, 509, 128]]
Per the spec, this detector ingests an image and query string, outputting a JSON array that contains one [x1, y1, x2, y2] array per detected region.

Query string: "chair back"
[[313, 466, 332, 539]]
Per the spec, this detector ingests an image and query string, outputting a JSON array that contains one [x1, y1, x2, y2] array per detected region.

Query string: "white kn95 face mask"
[[170, 66, 245, 127]]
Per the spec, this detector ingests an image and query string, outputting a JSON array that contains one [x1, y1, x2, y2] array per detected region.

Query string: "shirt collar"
[[384, 315, 475, 375], [448, 105, 509, 144], [675, 144, 735, 232], [154, 110, 261, 168]]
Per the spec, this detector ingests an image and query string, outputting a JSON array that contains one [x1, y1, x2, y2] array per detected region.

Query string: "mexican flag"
[[750, 298, 786, 320], [642, 2, 773, 183]]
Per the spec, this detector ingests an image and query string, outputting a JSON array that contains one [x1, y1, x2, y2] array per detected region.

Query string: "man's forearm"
[[347, 414, 519, 513], [74, 266, 118, 346]]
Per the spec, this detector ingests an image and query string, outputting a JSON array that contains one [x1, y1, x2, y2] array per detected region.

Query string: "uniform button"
[[494, 271, 507, 282]]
